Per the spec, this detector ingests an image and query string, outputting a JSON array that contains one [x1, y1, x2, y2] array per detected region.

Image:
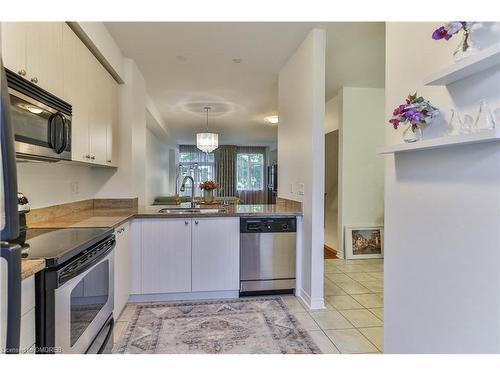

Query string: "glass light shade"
[[196, 132, 219, 153]]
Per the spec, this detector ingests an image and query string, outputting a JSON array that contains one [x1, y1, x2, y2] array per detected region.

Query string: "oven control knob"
[[282, 224, 288, 230]]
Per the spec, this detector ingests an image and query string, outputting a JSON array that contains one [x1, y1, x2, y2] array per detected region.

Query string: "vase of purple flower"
[[432, 22, 477, 61], [390, 93, 440, 143]]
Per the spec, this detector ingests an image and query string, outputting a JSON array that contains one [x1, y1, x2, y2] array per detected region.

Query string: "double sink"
[[158, 206, 227, 214]]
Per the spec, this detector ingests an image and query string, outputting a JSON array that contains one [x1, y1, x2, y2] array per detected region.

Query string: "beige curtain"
[[214, 146, 237, 197]]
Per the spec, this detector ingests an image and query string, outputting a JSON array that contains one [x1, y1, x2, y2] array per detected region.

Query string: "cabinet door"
[[63, 24, 90, 162], [192, 217, 240, 292], [0, 22, 28, 76], [26, 22, 64, 98], [105, 73, 118, 166], [114, 222, 131, 319], [88, 56, 109, 165], [141, 219, 192, 294]]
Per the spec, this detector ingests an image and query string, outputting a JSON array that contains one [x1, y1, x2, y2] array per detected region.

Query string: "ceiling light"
[[264, 115, 279, 125], [196, 107, 219, 153]]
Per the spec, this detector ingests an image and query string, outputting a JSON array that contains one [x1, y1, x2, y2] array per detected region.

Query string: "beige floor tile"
[[324, 329, 378, 354], [325, 273, 353, 283], [113, 321, 128, 344], [335, 280, 371, 294], [307, 330, 340, 354], [281, 295, 307, 312], [360, 280, 384, 293], [366, 272, 384, 280], [292, 312, 321, 331], [324, 265, 344, 274], [351, 293, 383, 309], [345, 272, 376, 282], [359, 327, 383, 351], [335, 264, 368, 273], [325, 294, 364, 310], [324, 280, 348, 296], [339, 309, 382, 328], [310, 310, 354, 330], [369, 308, 384, 320]]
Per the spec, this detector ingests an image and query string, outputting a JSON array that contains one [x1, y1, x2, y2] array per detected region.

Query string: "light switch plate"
[[298, 183, 305, 195]]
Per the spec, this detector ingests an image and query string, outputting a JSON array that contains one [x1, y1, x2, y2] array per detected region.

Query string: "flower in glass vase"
[[199, 180, 218, 203], [432, 22, 477, 61], [389, 93, 439, 143]]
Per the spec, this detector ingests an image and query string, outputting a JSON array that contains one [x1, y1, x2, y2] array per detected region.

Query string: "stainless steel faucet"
[[180, 175, 196, 208]]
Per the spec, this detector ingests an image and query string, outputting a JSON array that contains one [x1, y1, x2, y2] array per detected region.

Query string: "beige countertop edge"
[[21, 259, 46, 280]]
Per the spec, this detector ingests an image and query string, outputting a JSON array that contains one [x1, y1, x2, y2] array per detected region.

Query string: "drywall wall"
[[338, 87, 385, 258], [278, 28, 326, 309], [325, 95, 339, 133], [145, 128, 170, 205], [16, 162, 100, 209], [384, 22, 500, 353], [324, 130, 339, 250]]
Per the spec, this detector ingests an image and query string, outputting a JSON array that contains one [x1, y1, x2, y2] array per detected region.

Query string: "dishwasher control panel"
[[240, 217, 296, 233]]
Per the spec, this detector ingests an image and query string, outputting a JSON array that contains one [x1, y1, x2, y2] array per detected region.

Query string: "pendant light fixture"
[[196, 106, 219, 153]]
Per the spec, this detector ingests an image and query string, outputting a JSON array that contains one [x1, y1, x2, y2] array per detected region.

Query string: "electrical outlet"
[[298, 183, 305, 195], [70, 181, 79, 195]]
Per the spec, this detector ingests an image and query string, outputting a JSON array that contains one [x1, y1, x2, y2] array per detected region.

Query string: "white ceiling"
[[325, 22, 385, 101], [105, 22, 385, 146]]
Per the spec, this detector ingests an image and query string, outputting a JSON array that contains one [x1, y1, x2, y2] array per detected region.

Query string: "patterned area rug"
[[114, 296, 321, 354]]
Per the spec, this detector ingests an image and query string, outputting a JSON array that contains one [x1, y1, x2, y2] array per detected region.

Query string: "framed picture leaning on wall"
[[345, 226, 384, 259]]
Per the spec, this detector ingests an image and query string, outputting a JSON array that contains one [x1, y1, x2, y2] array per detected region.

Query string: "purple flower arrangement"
[[389, 94, 439, 132], [432, 22, 474, 41]]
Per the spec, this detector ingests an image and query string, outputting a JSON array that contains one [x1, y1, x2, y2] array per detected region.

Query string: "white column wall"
[[278, 29, 326, 309], [384, 22, 500, 353]]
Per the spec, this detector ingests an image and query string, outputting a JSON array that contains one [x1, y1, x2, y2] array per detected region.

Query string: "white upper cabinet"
[[191, 217, 240, 292], [2, 22, 119, 167], [1, 22, 63, 98]]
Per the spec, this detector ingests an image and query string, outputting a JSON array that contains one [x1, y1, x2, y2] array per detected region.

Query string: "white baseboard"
[[297, 288, 325, 311], [129, 290, 239, 303]]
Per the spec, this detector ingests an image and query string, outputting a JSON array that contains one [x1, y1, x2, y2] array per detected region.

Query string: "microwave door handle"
[[47, 113, 57, 150], [1, 243, 22, 354], [55, 114, 67, 154]]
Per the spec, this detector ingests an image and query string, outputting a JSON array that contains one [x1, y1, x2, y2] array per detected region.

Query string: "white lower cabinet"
[[141, 218, 192, 294], [113, 221, 131, 319], [136, 217, 240, 296], [191, 217, 240, 292], [20, 276, 36, 354]]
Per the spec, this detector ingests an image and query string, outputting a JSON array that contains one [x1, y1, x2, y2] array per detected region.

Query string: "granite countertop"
[[21, 258, 46, 280], [29, 203, 302, 229]]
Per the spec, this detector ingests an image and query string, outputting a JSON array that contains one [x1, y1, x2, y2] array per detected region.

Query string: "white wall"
[[384, 22, 500, 353], [145, 128, 170, 205], [324, 130, 339, 250], [278, 28, 326, 310], [325, 95, 339, 133], [338, 87, 385, 257]]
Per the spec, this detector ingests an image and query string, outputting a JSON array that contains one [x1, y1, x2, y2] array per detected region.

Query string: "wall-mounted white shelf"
[[377, 128, 500, 155], [424, 44, 500, 86]]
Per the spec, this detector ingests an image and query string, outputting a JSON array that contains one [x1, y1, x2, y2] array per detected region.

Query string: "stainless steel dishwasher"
[[240, 217, 296, 295]]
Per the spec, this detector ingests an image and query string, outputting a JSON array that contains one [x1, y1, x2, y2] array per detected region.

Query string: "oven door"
[[54, 250, 114, 354], [9, 88, 71, 162]]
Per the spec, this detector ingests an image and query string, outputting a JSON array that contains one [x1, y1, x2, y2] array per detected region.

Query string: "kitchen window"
[[178, 147, 215, 196], [237, 153, 264, 191]]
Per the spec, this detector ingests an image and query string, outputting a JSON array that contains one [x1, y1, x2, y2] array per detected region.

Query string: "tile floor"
[[113, 257, 384, 354]]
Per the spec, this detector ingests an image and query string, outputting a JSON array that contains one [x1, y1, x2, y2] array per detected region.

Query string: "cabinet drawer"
[[20, 308, 36, 353], [21, 276, 35, 316]]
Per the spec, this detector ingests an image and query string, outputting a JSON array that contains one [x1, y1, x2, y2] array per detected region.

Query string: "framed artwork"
[[345, 226, 384, 259]]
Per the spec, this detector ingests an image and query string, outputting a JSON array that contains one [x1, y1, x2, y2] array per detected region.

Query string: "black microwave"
[[6, 69, 72, 162]]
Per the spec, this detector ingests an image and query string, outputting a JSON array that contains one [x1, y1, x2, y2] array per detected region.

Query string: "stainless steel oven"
[[35, 233, 115, 354], [5, 69, 72, 162]]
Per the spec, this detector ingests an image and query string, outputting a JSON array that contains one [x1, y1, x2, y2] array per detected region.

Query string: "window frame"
[[236, 152, 265, 192]]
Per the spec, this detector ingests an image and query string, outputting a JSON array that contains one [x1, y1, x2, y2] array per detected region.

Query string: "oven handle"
[[57, 240, 115, 286]]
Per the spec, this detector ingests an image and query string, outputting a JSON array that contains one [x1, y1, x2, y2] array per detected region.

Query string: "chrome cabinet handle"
[[18, 69, 26, 76], [91, 156, 95, 160], [195, 220, 199, 225], [84, 155, 91, 159], [107, 160, 112, 163], [30, 77, 38, 83], [184, 221, 189, 225]]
